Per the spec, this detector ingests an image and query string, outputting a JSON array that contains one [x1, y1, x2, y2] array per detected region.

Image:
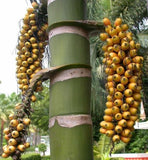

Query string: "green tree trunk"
[[47, 0, 93, 159]]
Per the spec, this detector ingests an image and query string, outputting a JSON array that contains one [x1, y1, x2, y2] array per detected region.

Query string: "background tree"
[[38, 143, 47, 156]]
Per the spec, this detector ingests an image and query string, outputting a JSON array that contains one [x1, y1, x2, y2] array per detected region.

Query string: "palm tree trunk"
[[0, 120, 4, 154], [47, 0, 93, 159]]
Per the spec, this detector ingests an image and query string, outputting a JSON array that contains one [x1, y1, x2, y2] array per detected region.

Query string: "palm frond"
[[110, 0, 147, 32], [0, 110, 7, 121], [87, 0, 112, 21], [93, 134, 111, 156]]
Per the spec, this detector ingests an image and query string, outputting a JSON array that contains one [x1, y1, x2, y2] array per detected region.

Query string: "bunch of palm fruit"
[[15, 1, 48, 101], [2, 103, 31, 159], [99, 17, 143, 143], [2, 2, 48, 159]]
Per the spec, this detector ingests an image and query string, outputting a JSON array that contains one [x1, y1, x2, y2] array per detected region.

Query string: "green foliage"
[[87, 0, 112, 21], [0, 153, 41, 160], [125, 129, 148, 153], [112, 142, 125, 154], [90, 43, 107, 141], [26, 145, 36, 152], [41, 155, 51, 160], [31, 82, 49, 133], [93, 134, 112, 160], [93, 134, 126, 160], [87, 0, 101, 21], [0, 157, 12, 160], [139, 33, 148, 115], [22, 153, 41, 160], [88, 0, 147, 33], [88, 1, 109, 141], [110, 0, 147, 32], [38, 143, 47, 155], [0, 92, 21, 120]]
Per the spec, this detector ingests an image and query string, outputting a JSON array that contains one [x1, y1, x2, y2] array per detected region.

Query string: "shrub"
[[22, 153, 41, 160], [125, 130, 148, 153], [0, 157, 12, 160], [113, 142, 126, 154], [38, 143, 47, 156], [42, 155, 51, 160], [0, 153, 41, 160], [26, 145, 36, 152], [94, 154, 101, 160]]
